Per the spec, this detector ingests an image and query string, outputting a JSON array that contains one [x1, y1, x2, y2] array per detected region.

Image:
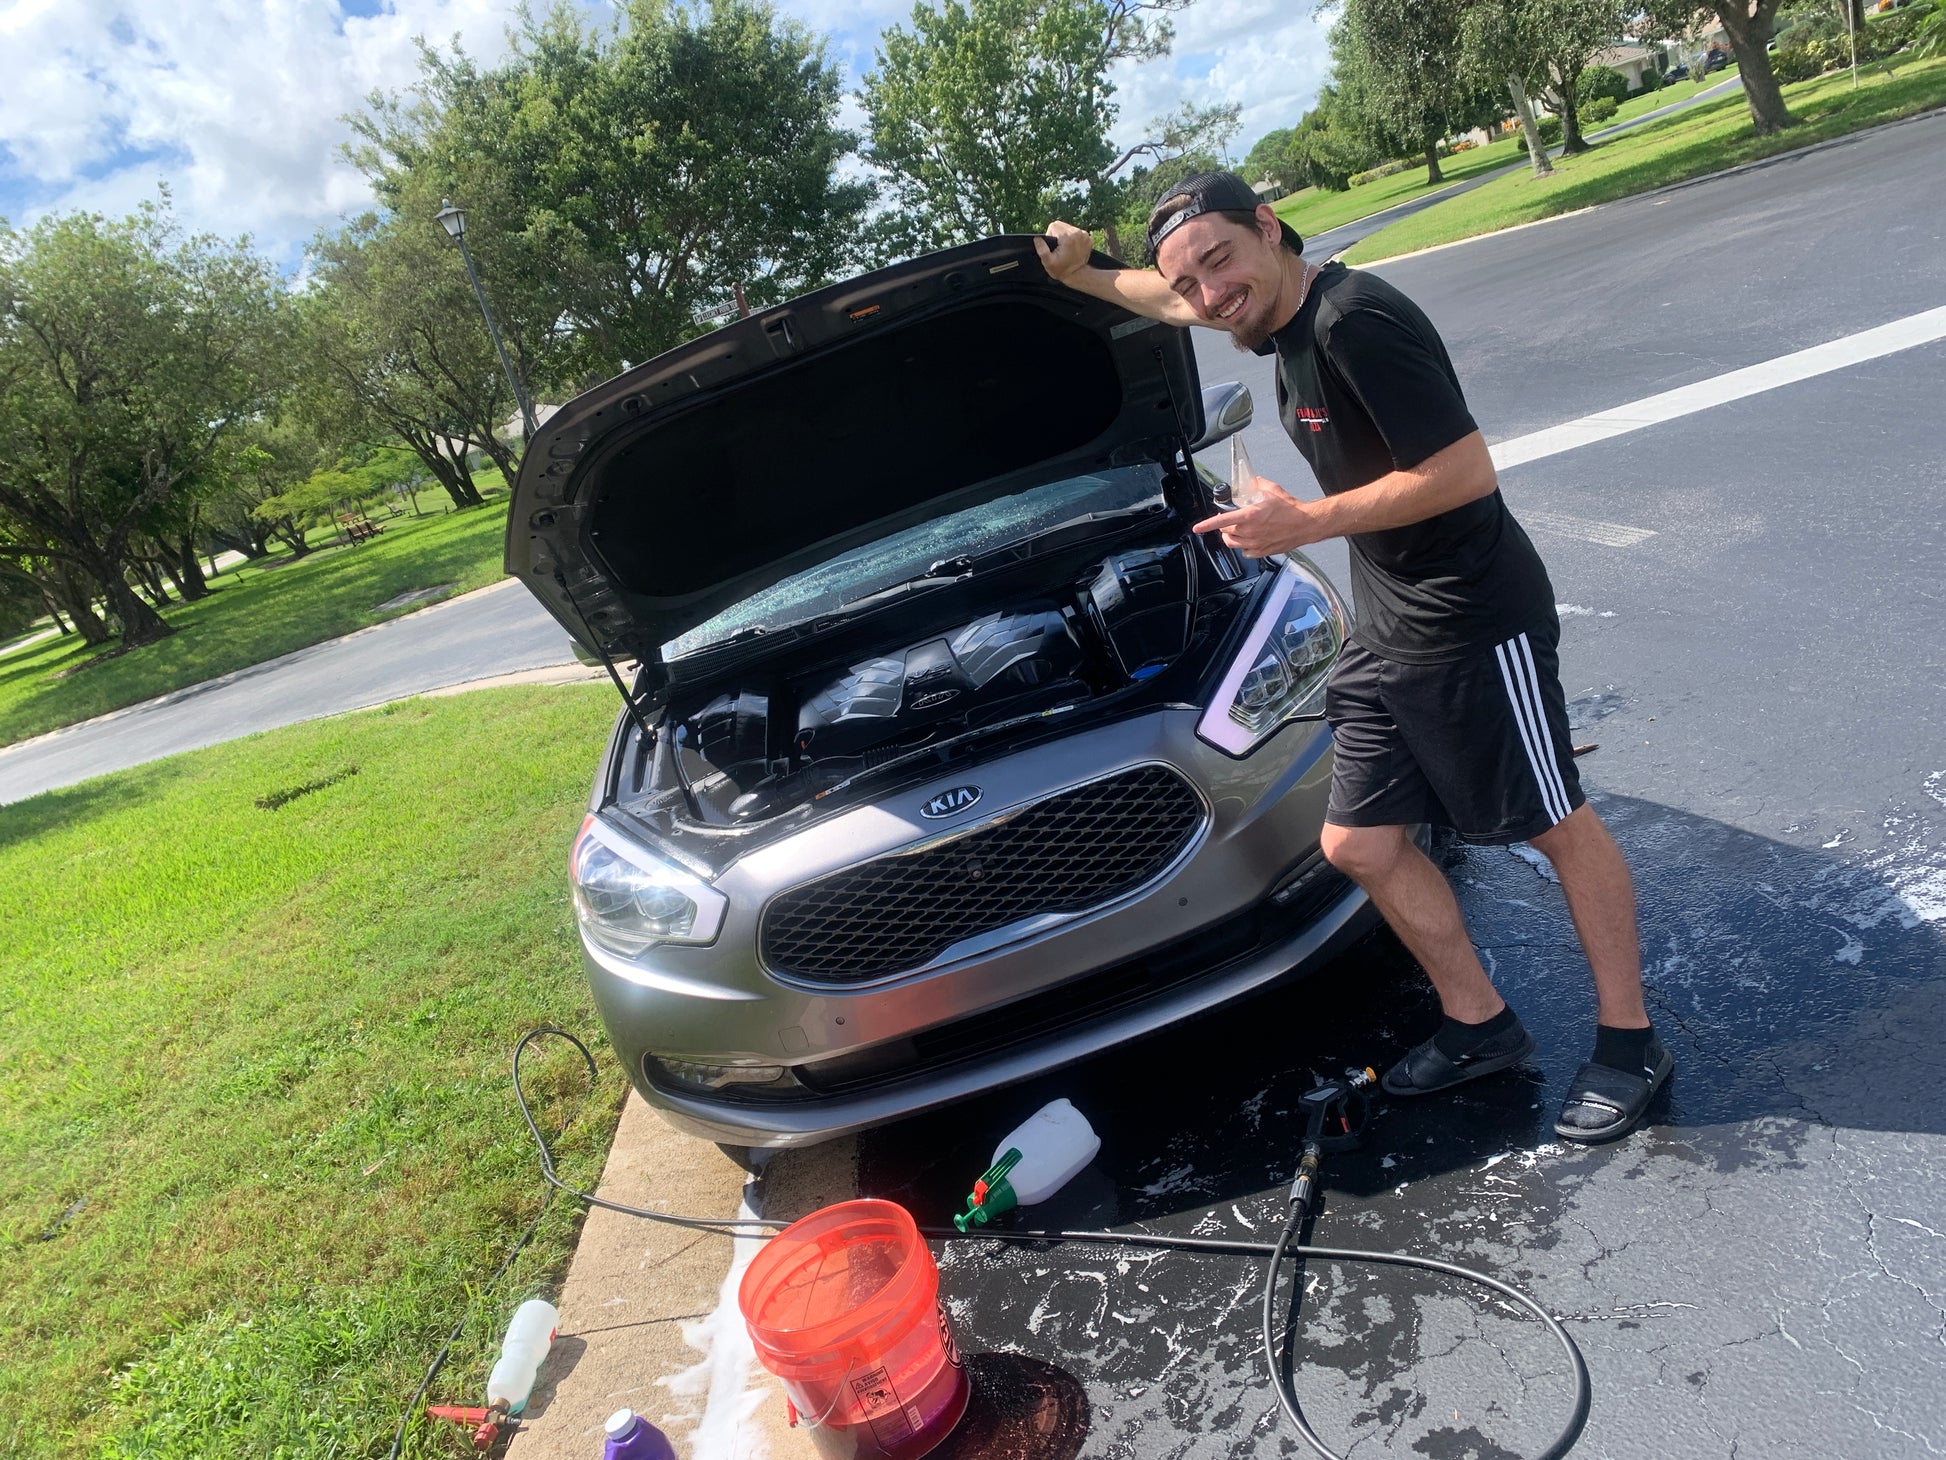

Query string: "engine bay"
[[657, 541, 1198, 825]]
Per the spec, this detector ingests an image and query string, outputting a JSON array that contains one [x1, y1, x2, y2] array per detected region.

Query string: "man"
[[1037, 172, 1671, 1143]]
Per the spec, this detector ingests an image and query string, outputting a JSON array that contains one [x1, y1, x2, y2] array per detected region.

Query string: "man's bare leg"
[[1319, 822, 1503, 1022], [1528, 803, 1649, 1028]]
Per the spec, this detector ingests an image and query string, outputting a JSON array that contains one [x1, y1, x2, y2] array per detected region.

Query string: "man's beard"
[[1226, 292, 1280, 353]]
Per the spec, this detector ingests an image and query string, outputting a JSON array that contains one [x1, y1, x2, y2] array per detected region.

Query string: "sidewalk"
[[505, 1094, 853, 1460]]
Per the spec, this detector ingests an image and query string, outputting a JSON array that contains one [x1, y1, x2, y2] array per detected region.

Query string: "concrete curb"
[[505, 1094, 849, 1460], [1357, 99, 1946, 269]]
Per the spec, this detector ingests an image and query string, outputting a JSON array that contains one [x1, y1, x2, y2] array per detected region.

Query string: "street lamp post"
[[435, 199, 536, 441]]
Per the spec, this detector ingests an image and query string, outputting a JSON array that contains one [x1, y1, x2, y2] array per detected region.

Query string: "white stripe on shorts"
[[1493, 633, 1572, 825], [1515, 634, 1576, 819]]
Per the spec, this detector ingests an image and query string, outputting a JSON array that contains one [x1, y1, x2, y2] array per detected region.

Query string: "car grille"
[[759, 764, 1207, 984]]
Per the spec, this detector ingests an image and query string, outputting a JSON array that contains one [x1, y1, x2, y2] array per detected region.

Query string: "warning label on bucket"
[[851, 1365, 916, 1448]]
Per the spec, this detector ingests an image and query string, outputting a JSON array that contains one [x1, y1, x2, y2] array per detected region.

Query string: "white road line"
[[1520, 510, 1657, 548], [1489, 303, 1946, 472]]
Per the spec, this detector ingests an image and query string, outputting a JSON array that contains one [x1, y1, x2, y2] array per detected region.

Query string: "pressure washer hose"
[[500, 1028, 1592, 1459]]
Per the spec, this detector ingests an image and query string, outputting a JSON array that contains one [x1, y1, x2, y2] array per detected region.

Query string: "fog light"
[[648, 1056, 804, 1095]]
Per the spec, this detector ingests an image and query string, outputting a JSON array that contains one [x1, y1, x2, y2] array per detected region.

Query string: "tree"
[[1520, 0, 1635, 154], [300, 213, 520, 508], [1461, 0, 1588, 176], [1242, 128, 1296, 190], [1335, 0, 1483, 185], [1643, 1, 1796, 132], [207, 420, 326, 560], [350, 0, 871, 384], [0, 203, 286, 648], [1102, 102, 1242, 257], [1281, 86, 1386, 191], [861, 0, 1200, 253], [1460, 0, 1638, 176]]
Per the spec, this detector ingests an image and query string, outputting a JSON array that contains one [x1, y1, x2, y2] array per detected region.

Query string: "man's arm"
[[1036, 221, 1203, 329], [1192, 431, 1499, 558]]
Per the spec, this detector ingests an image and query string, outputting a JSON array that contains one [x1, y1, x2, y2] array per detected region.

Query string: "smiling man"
[[1037, 172, 1672, 1145]]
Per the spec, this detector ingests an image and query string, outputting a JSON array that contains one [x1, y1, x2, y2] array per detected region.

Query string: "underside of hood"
[[506, 235, 1205, 694]]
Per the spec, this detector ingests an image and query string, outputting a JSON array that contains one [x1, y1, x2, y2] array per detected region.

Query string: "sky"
[[0, 0, 1334, 272]]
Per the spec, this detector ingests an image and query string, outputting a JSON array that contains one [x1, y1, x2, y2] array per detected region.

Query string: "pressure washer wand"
[[1287, 1067, 1375, 1220]]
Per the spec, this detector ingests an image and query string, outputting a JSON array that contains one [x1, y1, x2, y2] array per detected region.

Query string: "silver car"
[[507, 235, 1378, 1148]]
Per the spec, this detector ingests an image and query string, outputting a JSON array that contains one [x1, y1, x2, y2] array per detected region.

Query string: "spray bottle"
[[426, 1297, 560, 1448], [488, 1298, 560, 1416], [955, 1099, 1101, 1230]]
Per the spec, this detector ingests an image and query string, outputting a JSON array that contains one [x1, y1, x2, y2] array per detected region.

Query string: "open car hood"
[[506, 236, 1205, 695]]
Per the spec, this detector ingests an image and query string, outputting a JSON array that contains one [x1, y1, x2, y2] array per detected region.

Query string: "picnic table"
[[337, 513, 385, 545]]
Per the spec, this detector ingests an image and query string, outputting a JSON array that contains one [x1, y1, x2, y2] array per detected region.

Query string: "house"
[[1588, 42, 1665, 91]]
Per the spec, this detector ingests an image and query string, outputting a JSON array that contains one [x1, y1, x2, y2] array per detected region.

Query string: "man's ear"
[[1254, 203, 1281, 247]]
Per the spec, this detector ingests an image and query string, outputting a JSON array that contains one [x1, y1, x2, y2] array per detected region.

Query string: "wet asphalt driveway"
[[831, 115, 1946, 1458]]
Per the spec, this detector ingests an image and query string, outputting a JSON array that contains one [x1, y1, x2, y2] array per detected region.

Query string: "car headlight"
[[571, 816, 727, 956], [1197, 560, 1346, 755]]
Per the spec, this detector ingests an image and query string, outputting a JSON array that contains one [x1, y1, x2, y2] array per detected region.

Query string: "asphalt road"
[[0, 579, 576, 806], [850, 109, 1946, 1459]]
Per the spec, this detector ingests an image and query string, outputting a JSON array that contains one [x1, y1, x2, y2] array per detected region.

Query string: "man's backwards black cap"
[[1145, 170, 1303, 260]]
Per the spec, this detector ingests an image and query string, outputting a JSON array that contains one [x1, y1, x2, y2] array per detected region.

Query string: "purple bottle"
[[603, 1408, 676, 1460]]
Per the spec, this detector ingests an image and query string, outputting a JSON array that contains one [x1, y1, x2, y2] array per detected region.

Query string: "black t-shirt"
[[1257, 263, 1554, 664]]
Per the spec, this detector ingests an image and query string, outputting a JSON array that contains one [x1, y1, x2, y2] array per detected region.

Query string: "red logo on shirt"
[[1292, 406, 1329, 433]]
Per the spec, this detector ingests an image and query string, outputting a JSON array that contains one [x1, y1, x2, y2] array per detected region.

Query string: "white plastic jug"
[[956, 1099, 1100, 1228], [486, 1298, 559, 1415]]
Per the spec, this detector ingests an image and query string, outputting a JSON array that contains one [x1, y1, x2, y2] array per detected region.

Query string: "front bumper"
[[583, 705, 1353, 1147]]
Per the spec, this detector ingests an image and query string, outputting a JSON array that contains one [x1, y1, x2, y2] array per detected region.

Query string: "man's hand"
[[1036, 220, 1094, 282], [1190, 479, 1325, 557]]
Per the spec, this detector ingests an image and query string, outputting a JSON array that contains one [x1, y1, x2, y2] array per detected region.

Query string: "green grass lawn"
[[1269, 70, 1743, 243], [1272, 137, 1526, 240], [0, 498, 513, 750], [0, 683, 626, 1458], [1344, 55, 1946, 263]]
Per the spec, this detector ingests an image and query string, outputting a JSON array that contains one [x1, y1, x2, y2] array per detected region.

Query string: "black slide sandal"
[[1381, 1023, 1536, 1096], [1554, 1040, 1674, 1143]]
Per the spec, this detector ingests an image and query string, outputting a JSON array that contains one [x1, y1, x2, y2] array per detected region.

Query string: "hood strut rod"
[[555, 577, 692, 810]]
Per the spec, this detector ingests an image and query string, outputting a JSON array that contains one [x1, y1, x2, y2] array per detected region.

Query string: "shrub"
[[1578, 65, 1631, 105], [1347, 159, 1412, 187], [1634, 68, 1663, 93], [1581, 96, 1620, 124], [1771, 44, 1824, 81], [1535, 114, 1564, 144]]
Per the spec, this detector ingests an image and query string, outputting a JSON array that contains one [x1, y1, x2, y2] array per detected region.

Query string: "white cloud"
[[1106, 7, 1334, 162], [0, 0, 1332, 269], [0, 0, 528, 262]]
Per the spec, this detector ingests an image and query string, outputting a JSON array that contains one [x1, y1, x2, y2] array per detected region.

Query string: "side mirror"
[[1189, 382, 1253, 452]]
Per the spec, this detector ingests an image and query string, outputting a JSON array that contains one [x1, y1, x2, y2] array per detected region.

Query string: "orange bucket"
[[739, 1200, 969, 1460]]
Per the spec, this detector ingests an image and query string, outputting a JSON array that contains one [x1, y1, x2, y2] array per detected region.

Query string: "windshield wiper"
[[835, 555, 975, 612]]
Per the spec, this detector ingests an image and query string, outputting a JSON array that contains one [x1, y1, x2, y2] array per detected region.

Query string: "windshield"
[[663, 464, 1167, 659]]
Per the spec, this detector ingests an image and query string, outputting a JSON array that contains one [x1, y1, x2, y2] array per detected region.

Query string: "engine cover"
[[1088, 542, 1193, 678], [795, 608, 1082, 757]]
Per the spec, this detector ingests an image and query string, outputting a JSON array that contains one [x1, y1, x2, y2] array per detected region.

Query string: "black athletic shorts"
[[1324, 623, 1584, 845]]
